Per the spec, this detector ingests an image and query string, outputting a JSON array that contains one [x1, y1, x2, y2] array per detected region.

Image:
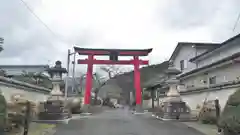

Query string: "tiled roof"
[[190, 33, 240, 62], [179, 52, 240, 78], [170, 42, 219, 61], [0, 65, 49, 68]]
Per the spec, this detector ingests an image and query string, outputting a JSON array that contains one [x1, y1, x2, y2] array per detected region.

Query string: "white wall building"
[[155, 34, 240, 111], [169, 42, 218, 74]]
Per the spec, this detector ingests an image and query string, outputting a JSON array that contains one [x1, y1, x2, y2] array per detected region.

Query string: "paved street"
[[54, 108, 204, 135]]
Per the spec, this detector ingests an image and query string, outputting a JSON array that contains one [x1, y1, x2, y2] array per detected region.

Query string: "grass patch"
[[29, 123, 56, 135], [7, 123, 56, 135], [36, 123, 56, 129]]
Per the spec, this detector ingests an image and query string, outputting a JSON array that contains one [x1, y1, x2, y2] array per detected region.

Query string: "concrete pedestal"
[[81, 104, 92, 115], [161, 101, 190, 120], [134, 104, 144, 114]]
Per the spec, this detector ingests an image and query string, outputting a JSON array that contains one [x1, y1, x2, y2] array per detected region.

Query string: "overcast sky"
[[0, 0, 240, 75]]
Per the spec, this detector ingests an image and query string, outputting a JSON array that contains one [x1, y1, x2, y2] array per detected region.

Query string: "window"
[[209, 76, 216, 85], [180, 60, 184, 71], [180, 60, 187, 71]]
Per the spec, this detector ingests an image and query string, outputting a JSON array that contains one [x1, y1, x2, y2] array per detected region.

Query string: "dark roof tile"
[[190, 33, 240, 62], [170, 42, 219, 61]]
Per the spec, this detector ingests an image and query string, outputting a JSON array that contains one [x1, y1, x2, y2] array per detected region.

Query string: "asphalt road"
[[54, 108, 204, 135]]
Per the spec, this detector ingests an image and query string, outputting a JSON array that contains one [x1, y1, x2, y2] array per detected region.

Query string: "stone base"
[[134, 104, 144, 114], [81, 104, 91, 114], [38, 112, 71, 120], [161, 101, 191, 120], [71, 106, 82, 114]]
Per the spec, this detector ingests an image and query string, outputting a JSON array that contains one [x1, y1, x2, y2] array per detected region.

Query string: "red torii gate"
[[74, 47, 152, 112]]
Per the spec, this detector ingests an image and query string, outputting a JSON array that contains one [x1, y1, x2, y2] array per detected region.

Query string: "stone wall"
[[179, 88, 237, 111], [0, 76, 50, 103], [144, 86, 238, 112]]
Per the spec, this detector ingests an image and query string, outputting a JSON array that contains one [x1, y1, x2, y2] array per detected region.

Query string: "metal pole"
[[157, 90, 160, 107], [72, 52, 76, 94], [65, 49, 71, 99], [80, 74, 85, 95], [23, 101, 30, 135], [151, 89, 154, 109], [215, 99, 221, 133]]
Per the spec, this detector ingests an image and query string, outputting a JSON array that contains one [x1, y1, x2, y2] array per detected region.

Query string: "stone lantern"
[[162, 61, 190, 120], [38, 61, 71, 121], [164, 62, 182, 103], [47, 61, 67, 98]]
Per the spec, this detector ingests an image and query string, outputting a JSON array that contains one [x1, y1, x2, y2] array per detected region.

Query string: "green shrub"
[[0, 94, 7, 127], [199, 109, 217, 124], [198, 101, 217, 124], [219, 89, 240, 134], [200, 115, 217, 124], [226, 91, 240, 106]]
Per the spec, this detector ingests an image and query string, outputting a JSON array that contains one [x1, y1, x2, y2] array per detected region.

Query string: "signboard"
[[110, 51, 118, 61]]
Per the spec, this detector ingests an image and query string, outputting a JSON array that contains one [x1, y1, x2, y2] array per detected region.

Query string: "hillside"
[[114, 60, 168, 87], [99, 61, 169, 103]]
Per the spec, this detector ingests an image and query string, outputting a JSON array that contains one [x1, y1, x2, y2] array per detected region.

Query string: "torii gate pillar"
[[83, 55, 93, 112], [74, 47, 152, 113], [133, 56, 142, 112]]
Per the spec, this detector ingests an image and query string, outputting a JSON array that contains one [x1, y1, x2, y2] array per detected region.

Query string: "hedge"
[[219, 89, 240, 135]]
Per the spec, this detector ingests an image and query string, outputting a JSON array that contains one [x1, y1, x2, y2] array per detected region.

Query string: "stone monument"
[[38, 61, 71, 120], [162, 61, 190, 120]]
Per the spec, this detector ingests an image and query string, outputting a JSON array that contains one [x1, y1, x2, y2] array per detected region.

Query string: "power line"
[[233, 11, 240, 32], [18, 0, 71, 44], [19, 0, 56, 35]]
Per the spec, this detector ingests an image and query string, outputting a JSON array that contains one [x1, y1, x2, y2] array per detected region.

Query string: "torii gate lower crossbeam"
[[74, 47, 152, 113]]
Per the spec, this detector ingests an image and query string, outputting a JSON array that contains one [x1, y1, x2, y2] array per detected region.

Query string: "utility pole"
[[72, 52, 76, 94], [233, 12, 240, 32], [79, 74, 86, 94], [65, 49, 71, 98], [65, 48, 77, 98]]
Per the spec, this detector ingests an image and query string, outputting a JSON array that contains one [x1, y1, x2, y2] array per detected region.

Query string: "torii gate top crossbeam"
[[74, 47, 152, 56]]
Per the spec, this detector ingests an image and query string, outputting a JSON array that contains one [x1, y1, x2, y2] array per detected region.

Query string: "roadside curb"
[[151, 113, 198, 122], [32, 118, 71, 124]]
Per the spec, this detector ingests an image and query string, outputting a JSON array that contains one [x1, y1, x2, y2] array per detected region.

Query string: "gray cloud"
[[0, 0, 240, 67], [160, 0, 240, 30], [0, 0, 54, 63], [160, 0, 219, 29], [0, 0, 93, 65]]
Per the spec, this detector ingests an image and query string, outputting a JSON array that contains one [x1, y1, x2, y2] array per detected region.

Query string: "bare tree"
[[92, 72, 107, 105], [0, 37, 4, 52], [100, 65, 127, 78], [0, 69, 6, 77]]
